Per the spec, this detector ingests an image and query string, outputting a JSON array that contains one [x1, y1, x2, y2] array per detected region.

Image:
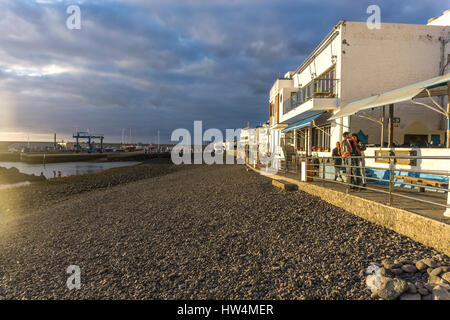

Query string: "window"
[[297, 67, 336, 105], [314, 67, 336, 98], [297, 90, 302, 104], [290, 92, 296, 99], [312, 125, 331, 151], [305, 85, 311, 100], [282, 131, 295, 148], [284, 66, 338, 115], [296, 128, 307, 151], [404, 134, 428, 148]]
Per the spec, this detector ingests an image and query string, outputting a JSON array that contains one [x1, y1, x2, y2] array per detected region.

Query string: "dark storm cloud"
[[0, 0, 446, 142]]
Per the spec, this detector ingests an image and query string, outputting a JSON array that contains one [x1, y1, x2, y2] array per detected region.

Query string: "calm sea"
[[0, 161, 141, 179]]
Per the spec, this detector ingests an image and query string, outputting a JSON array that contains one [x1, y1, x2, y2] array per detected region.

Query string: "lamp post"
[[388, 104, 394, 148]]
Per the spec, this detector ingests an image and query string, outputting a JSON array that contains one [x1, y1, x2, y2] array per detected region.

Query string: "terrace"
[[281, 78, 339, 123]]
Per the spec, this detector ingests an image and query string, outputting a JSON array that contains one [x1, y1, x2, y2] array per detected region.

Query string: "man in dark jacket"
[[341, 132, 361, 190], [352, 133, 366, 187]]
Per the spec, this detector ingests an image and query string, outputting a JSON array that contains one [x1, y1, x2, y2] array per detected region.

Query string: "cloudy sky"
[[0, 0, 446, 143]]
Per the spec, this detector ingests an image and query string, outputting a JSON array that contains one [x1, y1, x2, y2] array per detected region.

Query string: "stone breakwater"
[[365, 254, 450, 300]]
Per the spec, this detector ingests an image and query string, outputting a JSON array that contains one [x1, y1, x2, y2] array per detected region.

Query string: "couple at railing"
[[333, 132, 366, 191]]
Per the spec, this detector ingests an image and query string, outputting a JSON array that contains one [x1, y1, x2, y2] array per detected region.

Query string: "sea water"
[[0, 161, 141, 179]]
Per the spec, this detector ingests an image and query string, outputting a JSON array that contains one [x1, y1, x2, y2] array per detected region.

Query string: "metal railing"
[[283, 79, 339, 114], [258, 153, 450, 215]]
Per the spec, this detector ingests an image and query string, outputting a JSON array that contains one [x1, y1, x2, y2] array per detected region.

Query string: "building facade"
[[269, 20, 449, 163]]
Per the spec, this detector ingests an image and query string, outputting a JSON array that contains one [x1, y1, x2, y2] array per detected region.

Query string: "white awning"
[[330, 73, 450, 120]]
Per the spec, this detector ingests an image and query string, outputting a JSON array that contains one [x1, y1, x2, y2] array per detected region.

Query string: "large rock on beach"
[[401, 264, 417, 273], [428, 275, 447, 285], [432, 285, 450, 300], [377, 277, 409, 300], [422, 258, 438, 268], [415, 260, 428, 271], [441, 272, 450, 283]]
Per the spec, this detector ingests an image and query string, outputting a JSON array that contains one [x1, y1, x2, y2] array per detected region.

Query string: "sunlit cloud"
[[1, 64, 75, 77], [0, 131, 66, 142]]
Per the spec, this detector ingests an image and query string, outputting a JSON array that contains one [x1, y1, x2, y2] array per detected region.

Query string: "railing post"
[[388, 155, 394, 206], [445, 191, 450, 217], [322, 157, 326, 187], [346, 158, 350, 194], [300, 157, 306, 182]]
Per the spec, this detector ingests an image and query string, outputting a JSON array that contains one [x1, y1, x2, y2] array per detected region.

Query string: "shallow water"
[[0, 181, 32, 190], [0, 161, 141, 179]]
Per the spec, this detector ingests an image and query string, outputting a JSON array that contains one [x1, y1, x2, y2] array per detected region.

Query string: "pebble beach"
[[0, 160, 446, 299]]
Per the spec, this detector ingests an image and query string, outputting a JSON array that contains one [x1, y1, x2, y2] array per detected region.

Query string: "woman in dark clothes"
[[332, 141, 343, 181]]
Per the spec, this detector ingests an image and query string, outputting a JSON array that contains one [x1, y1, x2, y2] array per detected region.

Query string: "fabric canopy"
[[282, 111, 326, 133], [330, 73, 450, 120]]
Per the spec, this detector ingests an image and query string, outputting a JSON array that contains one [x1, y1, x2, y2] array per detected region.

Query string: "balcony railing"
[[283, 78, 339, 115]]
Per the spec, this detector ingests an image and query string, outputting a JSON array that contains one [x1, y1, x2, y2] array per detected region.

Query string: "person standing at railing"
[[311, 146, 320, 177], [341, 132, 361, 191], [352, 133, 366, 187], [332, 142, 343, 182]]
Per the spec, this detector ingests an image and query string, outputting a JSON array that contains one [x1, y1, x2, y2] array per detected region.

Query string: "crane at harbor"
[[73, 131, 104, 153]]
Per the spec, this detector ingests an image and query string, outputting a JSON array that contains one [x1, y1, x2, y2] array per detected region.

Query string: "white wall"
[[293, 31, 342, 88], [340, 22, 449, 145], [269, 78, 294, 126], [364, 147, 450, 172], [269, 79, 294, 103]]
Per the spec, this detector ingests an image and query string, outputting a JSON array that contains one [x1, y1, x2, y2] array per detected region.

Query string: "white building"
[[256, 124, 270, 162], [269, 20, 449, 164], [239, 124, 271, 165], [428, 9, 450, 26]]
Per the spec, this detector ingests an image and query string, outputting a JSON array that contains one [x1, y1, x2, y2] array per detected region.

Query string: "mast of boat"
[[157, 130, 160, 150]]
